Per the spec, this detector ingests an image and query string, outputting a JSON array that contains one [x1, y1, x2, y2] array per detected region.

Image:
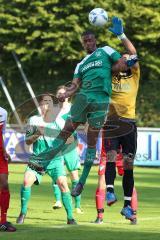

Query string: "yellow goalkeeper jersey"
[[108, 66, 140, 119]]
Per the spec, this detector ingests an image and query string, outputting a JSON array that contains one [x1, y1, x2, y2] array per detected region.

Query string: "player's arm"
[[109, 17, 138, 74], [112, 58, 129, 75], [25, 129, 41, 145], [65, 78, 81, 98], [25, 128, 42, 145], [58, 78, 81, 102], [25, 119, 42, 145], [120, 38, 139, 69], [58, 59, 82, 103]]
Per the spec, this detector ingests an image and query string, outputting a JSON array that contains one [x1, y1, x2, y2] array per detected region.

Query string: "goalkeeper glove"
[[109, 17, 124, 36], [126, 55, 138, 67]]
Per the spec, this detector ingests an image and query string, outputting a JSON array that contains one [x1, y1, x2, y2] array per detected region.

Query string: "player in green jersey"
[[31, 25, 138, 197], [52, 86, 83, 213], [16, 93, 76, 225]]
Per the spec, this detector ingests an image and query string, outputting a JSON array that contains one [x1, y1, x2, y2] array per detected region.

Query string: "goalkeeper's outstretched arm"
[[109, 16, 139, 73]]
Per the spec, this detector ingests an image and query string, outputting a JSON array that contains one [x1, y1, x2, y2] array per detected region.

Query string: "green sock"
[[61, 192, 73, 220], [21, 185, 31, 215], [72, 180, 81, 208], [79, 148, 96, 185], [53, 184, 61, 202]]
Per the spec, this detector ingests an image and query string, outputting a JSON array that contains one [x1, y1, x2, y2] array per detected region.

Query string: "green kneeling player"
[[16, 93, 76, 225]]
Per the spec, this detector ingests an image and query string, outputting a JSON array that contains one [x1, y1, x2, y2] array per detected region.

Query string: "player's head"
[[56, 85, 66, 98], [38, 93, 54, 112], [81, 31, 96, 54], [56, 85, 70, 103]]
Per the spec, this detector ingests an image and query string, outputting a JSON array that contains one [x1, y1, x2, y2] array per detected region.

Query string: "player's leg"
[[130, 187, 138, 224], [94, 174, 105, 224], [104, 133, 119, 206], [64, 146, 83, 213], [16, 167, 41, 224], [70, 170, 83, 213], [57, 176, 76, 224], [0, 172, 16, 232], [120, 122, 137, 221], [116, 152, 138, 224], [47, 163, 76, 224], [105, 151, 117, 206], [116, 151, 124, 176], [71, 94, 109, 197], [52, 183, 62, 209], [71, 125, 100, 197], [94, 143, 106, 224]]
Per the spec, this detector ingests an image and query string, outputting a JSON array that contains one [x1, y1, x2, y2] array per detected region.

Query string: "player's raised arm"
[[110, 16, 138, 69], [110, 17, 138, 74]]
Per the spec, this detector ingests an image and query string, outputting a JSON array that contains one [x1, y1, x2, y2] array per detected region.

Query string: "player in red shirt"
[[0, 106, 16, 232], [94, 130, 138, 224]]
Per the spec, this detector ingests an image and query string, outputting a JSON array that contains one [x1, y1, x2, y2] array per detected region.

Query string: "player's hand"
[[126, 54, 138, 67], [37, 126, 44, 135], [109, 17, 124, 36]]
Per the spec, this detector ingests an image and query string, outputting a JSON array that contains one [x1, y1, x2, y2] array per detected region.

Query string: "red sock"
[[117, 166, 124, 176], [131, 187, 138, 212], [95, 188, 105, 219], [0, 189, 10, 224]]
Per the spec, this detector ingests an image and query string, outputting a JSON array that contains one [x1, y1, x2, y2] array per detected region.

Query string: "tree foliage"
[[0, 0, 160, 126]]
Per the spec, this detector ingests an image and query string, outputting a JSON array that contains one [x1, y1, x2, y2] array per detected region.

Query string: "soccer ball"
[[88, 8, 108, 27]]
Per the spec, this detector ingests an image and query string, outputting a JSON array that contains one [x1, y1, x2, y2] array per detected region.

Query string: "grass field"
[[0, 164, 160, 240]]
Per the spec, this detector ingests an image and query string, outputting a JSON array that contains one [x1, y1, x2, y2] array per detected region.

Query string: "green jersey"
[[27, 107, 77, 167], [73, 46, 121, 96], [26, 115, 63, 168]]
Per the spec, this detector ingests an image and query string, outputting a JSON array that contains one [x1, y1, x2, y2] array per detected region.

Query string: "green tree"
[[0, 0, 160, 126]]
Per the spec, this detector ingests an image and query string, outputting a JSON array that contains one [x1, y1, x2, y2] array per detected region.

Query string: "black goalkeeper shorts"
[[103, 119, 137, 158]]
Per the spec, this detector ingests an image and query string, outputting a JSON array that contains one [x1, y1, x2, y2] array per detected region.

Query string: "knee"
[[70, 170, 79, 181], [23, 176, 34, 187], [123, 154, 134, 170], [57, 178, 69, 192]]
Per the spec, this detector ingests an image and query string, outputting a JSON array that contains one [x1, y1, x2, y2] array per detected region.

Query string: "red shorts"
[[98, 152, 124, 176], [0, 154, 8, 174], [98, 133, 124, 176]]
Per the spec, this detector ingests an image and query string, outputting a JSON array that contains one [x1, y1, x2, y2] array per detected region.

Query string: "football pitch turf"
[[0, 165, 160, 240]]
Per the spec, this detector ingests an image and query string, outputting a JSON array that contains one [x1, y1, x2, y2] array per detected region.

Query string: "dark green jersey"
[[73, 46, 121, 96]]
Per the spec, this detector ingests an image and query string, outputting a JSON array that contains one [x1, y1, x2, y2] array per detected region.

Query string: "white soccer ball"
[[88, 8, 108, 27]]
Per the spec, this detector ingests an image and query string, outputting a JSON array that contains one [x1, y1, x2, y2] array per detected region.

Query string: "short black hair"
[[81, 30, 95, 37]]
